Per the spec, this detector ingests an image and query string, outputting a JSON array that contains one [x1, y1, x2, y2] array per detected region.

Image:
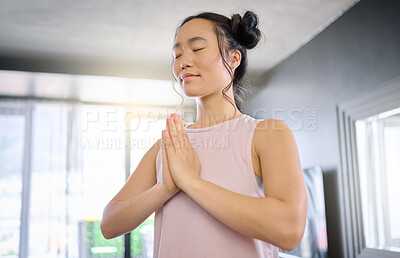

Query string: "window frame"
[[336, 75, 400, 258], [0, 100, 32, 258]]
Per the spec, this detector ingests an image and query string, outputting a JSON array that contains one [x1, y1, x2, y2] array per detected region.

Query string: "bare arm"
[[181, 119, 308, 250], [100, 139, 177, 239]]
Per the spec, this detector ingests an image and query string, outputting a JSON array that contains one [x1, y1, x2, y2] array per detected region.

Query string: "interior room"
[[0, 0, 399, 257]]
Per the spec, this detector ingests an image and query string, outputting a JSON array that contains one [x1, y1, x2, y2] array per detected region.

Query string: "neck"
[[189, 90, 243, 129]]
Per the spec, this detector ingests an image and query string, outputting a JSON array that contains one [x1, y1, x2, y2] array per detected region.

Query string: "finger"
[[163, 127, 175, 153], [167, 115, 181, 149], [176, 116, 191, 148], [173, 113, 183, 131], [173, 114, 188, 149], [167, 115, 176, 132]]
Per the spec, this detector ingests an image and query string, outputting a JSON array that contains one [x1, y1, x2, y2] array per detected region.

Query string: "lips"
[[181, 73, 199, 80]]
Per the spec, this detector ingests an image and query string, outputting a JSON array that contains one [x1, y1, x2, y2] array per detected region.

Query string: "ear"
[[229, 49, 242, 70]]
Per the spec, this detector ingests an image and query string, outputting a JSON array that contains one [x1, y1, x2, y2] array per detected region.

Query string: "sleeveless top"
[[153, 114, 279, 258]]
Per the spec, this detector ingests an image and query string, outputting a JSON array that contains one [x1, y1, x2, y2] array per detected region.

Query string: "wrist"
[[181, 177, 203, 194], [156, 182, 179, 200]]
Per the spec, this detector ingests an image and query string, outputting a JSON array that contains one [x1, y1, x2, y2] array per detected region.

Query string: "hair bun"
[[231, 11, 261, 49]]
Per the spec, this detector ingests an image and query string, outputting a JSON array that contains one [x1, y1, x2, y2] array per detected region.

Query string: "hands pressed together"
[[161, 113, 201, 194]]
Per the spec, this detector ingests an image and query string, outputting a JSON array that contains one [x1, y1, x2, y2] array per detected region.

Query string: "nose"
[[180, 63, 190, 69], [179, 52, 192, 69]]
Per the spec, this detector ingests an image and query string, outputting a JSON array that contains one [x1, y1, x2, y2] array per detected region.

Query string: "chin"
[[181, 85, 202, 98], [181, 91, 200, 99]]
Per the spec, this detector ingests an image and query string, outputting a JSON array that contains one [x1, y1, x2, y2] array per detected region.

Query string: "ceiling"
[[0, 0, 358, 82]]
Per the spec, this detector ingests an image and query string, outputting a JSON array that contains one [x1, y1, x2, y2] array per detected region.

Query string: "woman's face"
[[172, 18, 233, 99]]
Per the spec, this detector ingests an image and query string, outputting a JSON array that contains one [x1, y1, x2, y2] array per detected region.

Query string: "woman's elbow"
[[279, 226, 305, 251], [100, 218, 114, 240], [100, 205, 117, 240], [258, 218, 305, 251], [276, 205, 307, 250], [281, 207, 308, 250], [100, 218, 125, 240], [101, 229, 113, 240]]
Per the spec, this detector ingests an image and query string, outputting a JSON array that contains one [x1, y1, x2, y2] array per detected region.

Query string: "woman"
[[101, 11, 307, 258]]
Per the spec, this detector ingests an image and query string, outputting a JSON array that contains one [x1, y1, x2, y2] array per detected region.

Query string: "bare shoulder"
[[253, 119, 294, 154], [254, 118, 291, 131]]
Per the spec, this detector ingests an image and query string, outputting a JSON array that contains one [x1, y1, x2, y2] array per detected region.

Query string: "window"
[[0, 101, 82, 258], [0, 103, 25, 257], [0, 70, 195, 258], [80, 106, 170, 257], [355, 108, 400, 252], [337, 76, 400, 258], [0, 101, 171, 258], [81, 105, 127, 220], [29, 103, 82, 257]]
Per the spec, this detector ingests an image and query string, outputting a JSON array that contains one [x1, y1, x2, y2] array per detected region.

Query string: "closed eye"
[[173, 48, 204, 59]]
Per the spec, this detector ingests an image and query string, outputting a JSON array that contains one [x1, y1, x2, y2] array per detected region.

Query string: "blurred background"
[[0, 0, 399, 257]]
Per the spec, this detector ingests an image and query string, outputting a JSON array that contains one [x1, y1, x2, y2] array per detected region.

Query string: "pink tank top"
[[154, 114, 279, 258]]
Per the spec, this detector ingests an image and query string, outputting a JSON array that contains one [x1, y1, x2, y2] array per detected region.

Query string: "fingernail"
[[170, 117, 174, 123]]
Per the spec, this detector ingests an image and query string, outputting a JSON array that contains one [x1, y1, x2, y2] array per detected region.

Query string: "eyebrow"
[[173, 37, 207, 50]]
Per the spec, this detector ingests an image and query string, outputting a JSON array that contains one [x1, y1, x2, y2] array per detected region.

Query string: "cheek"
[[210, 56, 231, 80], [204, 52, 221, 65], [199, 53, 225, 77]]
